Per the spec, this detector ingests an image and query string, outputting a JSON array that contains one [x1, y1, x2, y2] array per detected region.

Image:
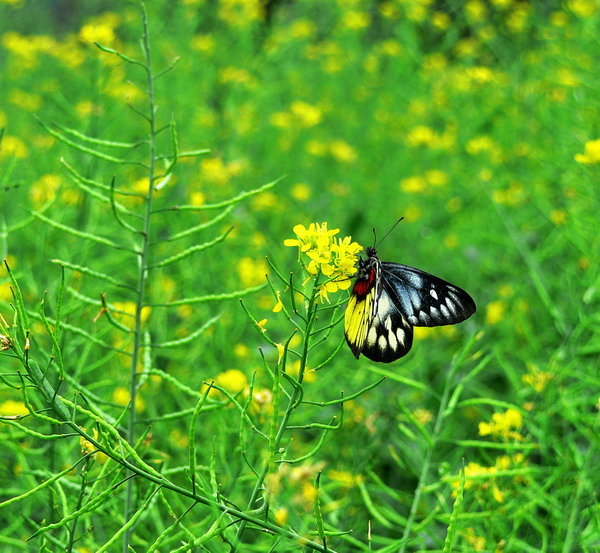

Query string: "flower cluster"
[[478, 408, 524, 441], [452, 453, 527, 504], [284, 222, 362, 300]]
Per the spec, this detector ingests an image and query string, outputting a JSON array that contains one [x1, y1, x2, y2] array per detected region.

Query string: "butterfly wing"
[[380, 262, 476, 327], [357, 285, 414, 363], [344, 285, 377, 359]]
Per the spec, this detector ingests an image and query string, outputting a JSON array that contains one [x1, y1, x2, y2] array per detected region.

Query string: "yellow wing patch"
[[344, 289, 375, 358]]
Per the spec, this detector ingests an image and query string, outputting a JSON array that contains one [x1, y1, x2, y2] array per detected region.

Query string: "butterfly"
[[344, 246, 476, 363]]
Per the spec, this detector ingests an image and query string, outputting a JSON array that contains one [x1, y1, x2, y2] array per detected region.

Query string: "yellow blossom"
[[406, 125, 440, 147], [219, 66, 254, 86], [425, 169, 448, 186], [522, 364, 554, 392], [400, 175, 428, 194], [213, 369, 248, 395], [329, 140, 357, 163], [485, 300, 505, 325], [291, 183, 311, 201], [412, 408, 433, 425], [285, 223, 362, 301], [567, 0, 597, 18], [0, 399, 28, 416], [431, 11, 451, 29], [328, 469, 363, 487], [575, 138, 600, 164], [218, 0, 264, 27], [190, 34, 215, 54], [341, 10, 370, 30], [465, 527, 486, 551], [237, 257, 268, 287], [234, 343, 250, 358], [305, 139, 328, 157], [79, 23, 116, 45], [29, 174, 61, 206], [550, 209, 567, 226], [0, 135, 28, 159], [290, 101, 322, 127], [478, 408, 524, 441], [272, 291, 284, 313], [80, 428, 99, 455], [273, 507, 288, 526]]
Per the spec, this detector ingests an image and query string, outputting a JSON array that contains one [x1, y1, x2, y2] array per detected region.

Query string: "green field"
[[1, 1, 599, 551]]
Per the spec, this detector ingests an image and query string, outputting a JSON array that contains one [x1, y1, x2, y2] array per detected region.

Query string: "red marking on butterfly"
[[352, 268, 375, 297]]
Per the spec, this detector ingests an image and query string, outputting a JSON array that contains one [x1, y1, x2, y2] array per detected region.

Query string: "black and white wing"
[[358, 285, 414, 363], [380, 262, 476, 327]]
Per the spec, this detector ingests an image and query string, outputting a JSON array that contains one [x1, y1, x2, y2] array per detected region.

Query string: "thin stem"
[[123, 4, 156, 551], [397, 354, 464, 553], [231, 276, 322, 550]]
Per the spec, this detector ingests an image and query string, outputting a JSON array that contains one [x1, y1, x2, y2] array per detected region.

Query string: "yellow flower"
[[189, 192, 206, 206], [327, 469, 363, 487], [550, 209, 567, 226], [567, 0, 597, 18], [285, 223, 362, 301], [464, 527, 486, 551], [329, 140, 357, 163], [218, 66, 254, 86], [78, 23, 116, 45], [214, 369, 248, 395], [406, 125, 437, 147], [112, 301, 152, 328], [272, 291, 284, 313], [0, 399, 28, 416], [80, 428, 99, 455], [257, 318, 268, 332], [575, 138, 600, 164], [341, 11, 370, 30], [218, 0, 264, 27], [412, 408, 433, 425], [0, 135, 28, 159], [400, 175, 428, 194], [478, 408, 524, 441], [237, 257, 268, 287], [291, 183, 311, 201], [431, 11, 451, 29], [290, 101, 322, 127], [485, 300, 505, 325], [305, 139, 328, 157], [29, 174, 61, 206], [522, 364, 554, 392], [273, 507, 288, 526], [190, 34, 215, 54]]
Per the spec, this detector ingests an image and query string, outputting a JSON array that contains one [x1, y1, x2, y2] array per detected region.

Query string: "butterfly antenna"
[[374, 217, 404, 248]]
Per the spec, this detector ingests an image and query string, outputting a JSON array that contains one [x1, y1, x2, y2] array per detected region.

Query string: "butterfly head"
[[353, 247, 380, 297]]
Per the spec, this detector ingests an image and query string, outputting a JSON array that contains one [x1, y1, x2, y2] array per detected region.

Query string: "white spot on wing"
[[378, 292, 393, 316], [440, 305, 450, 318], [445, 297, 457, 316], [367, 326, 378, 347], [378, 335, 387, 350], [388, 329, 398, 350], [396, 328, 405, 345], [430, 289, 438, 300]]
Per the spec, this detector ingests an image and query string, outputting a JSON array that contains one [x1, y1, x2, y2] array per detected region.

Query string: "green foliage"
[[1, 1, 599, 552]]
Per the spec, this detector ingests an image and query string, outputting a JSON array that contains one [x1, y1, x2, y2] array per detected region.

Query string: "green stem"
[[398, 355, 463, 553], [123, 3, 157, 551], [231, 276, 322, 550]]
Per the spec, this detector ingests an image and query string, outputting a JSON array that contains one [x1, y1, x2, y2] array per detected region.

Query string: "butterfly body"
[[344, 246, 476, 363]]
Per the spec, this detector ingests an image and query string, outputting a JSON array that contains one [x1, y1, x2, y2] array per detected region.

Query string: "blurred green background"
[[1, 0, 599, 551]]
